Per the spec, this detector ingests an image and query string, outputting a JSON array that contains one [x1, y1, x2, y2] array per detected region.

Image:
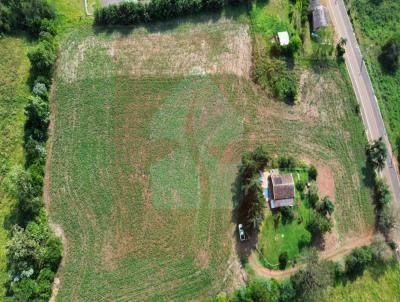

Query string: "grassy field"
[[347, 0, 400, 154], [0, 36, 31, 299], [48, 6, 374, 301], [258, 170, 313, 267], [327, 264, 400, 302]]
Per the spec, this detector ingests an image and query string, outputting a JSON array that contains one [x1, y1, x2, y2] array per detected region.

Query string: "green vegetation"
[[238, 146, 270, 231], [347, 0, 400, 156], [0, 36, 31, 300], [258, 168, 313, 267], [94, 0, 225, 25], [0, 1, 62, 300], [327, 264, 400, 302], [48, 7, 374, 297]]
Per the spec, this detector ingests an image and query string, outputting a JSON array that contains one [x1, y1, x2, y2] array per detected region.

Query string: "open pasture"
[[48, 16, 374, 301]]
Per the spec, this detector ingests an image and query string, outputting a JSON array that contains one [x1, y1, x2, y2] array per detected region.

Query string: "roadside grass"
[[327, 264, 400, 302], [258, 170, 313, 267], [347, 0, 400, 155], [0, 36, 31, 299], [48, 6, 374, 300]]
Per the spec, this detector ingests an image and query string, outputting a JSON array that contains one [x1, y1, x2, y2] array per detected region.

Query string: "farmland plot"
[[48, 17, 374, 301]]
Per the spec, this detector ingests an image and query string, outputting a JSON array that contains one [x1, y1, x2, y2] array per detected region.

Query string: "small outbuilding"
[[270, 170, 295, 209], [277, 31, 290, 46], [308, 0, 330, 31]]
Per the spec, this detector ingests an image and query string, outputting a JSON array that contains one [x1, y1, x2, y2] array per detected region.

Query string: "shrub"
[[307, 212, 332, 237], [308, 165, 317, 181], [24, 137, 46, 167], [295, 179, 306, 192], [377, 206, 395, 238], [366, 137, 387, 171], [37, 268, 54, 300], [254, 57, 299, 104], [317, 196, 334, 216], [291, 258, 334, 302], [345, 246, 373, 278], [32, 82, 48, 99], [7, 0, 56, 36], [280, 206, 295, 224], [0, 3, 11, 34], [240, 145, 271, 180], [371, 234, 394, 264], [374, 177, 392, 209], [298, 232, 311, 250], [278, 156, 296, 170], [94, 0, 224, 26], [24, 95, 50, 143], [279, 252, 289, 270], [278, 278, 295, 302], [379, 34, 400, 71], [28, 39, 57, 80], [308, 181, 319, 208]]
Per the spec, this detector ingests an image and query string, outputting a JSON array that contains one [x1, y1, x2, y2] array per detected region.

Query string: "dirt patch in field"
[[196, 249, 209, 268], [108, 21, 251, 78], [316, 164, 336, 201]]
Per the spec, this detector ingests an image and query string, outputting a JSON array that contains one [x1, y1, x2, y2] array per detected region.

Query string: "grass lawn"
[[346, 0, 400, 155], [0, 36, 31, 299], [327, 264, 400, 302], [258, 170, 313, 267]]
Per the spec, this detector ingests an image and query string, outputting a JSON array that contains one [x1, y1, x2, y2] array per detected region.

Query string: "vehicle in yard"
[[238, 224, 246, 241]]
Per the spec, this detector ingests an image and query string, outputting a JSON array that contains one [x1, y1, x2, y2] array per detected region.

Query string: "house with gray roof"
[[309, 0, 330, 31]]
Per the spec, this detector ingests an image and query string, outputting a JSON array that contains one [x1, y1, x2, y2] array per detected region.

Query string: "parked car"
[[238, 224, 246, 241]]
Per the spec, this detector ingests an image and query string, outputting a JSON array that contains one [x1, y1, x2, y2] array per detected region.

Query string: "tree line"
[[94, 0, 228, 26], [1, 0, 61, 301], [0, 0, 56, 37]]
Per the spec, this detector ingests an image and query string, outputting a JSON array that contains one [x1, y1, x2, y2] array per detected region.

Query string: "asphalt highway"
[[327, 0, 400, 206]]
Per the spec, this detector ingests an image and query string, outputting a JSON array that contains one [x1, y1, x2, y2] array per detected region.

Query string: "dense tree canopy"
[[367, 137, 387, 171], [379, 34, 400, 71]]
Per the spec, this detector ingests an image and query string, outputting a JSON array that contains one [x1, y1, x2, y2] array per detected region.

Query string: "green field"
[[347, 0, 400, 154], [48, 10, 374, 300], [327, 264, 400, 302], [0, 36, 31, 299], [258, 170, 313, 267]]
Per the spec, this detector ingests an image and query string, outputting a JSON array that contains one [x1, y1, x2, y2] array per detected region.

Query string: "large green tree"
[[367, 137, 387, 171]]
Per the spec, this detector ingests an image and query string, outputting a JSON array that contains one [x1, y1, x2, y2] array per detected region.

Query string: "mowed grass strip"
[[49, 18, 374, 301]]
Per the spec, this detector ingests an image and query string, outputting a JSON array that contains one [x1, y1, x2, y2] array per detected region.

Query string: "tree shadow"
[[231, 164, 259, 264]]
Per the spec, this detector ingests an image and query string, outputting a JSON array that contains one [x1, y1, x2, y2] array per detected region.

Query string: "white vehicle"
[[238, 224, 246, 241]]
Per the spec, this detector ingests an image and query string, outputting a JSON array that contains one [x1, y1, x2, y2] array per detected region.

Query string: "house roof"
[[312, 5, 329, 30], [277, 31, 290, 46], [270, 198, 294, 209], [271, 174, 295, 200], [309, 0, 321, 12]]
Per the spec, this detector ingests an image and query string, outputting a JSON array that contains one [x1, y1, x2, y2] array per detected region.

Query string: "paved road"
[[327, 0, 400, 207]]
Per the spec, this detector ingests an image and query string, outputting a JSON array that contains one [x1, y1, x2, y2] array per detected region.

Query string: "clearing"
[[48, 13, 374, 302]]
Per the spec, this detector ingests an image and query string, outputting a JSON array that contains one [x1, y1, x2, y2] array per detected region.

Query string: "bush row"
[[94, 0, 225, 26], [214, 238, 395, 302], [3, 7, 61, 301]]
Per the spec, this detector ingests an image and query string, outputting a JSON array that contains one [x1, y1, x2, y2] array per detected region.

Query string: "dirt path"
[[249, 233, 374, 279], [44, 67, 67, 302]]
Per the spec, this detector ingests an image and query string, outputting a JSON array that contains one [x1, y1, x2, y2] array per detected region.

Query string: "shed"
[[277, 31, 290, 46], [312, 5, 329, 31], [270, 172, 295, 209]]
